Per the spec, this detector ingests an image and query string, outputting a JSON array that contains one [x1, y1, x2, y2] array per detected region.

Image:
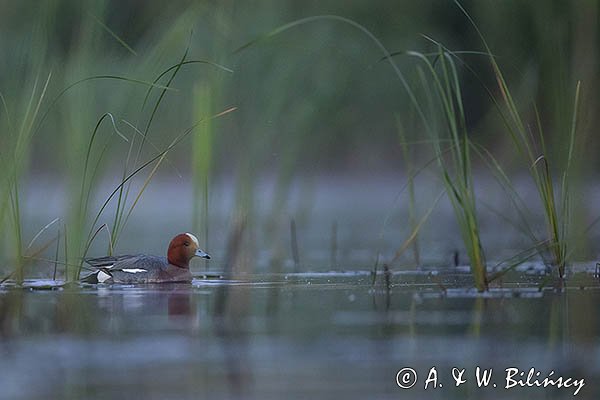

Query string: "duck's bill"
[[195, 249, 211, 259]]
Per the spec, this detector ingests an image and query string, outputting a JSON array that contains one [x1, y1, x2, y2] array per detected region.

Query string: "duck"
[[81, 233, 210, 284]]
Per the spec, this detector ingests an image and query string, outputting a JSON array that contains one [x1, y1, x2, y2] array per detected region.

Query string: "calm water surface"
[[1, 269, 599, 400]]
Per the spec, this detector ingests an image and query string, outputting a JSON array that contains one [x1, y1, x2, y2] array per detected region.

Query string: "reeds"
[[454, 0, 582, 278], [0, 74, 52, 284], [237, 13, 491, 290], [397, 117, 420, 267], [192, 82, 214, 271], [0, 12, 234, 282], [412, 48, 488, 291], [384, 2, 583, 288], [0, 1, 589, 288]]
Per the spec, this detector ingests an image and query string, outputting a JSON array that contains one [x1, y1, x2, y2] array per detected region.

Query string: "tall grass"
[[192, 82, 214, 271], [454, 0, 582, 278], [0, 1, 591, 285], [380, 1, 583, 287], [409, 48, 488, 291], [72, 104, 236, 281], [0, 1, 53, 282], [0, 74, 52, 284], [237, 14, 491, 290], [64, 32, 232, 280], [0, 8, 234, 282], [397, 117, 420, 267]]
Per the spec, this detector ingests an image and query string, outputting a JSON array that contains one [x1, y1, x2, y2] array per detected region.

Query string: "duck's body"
[[83, 255, 194, 283], [81, 233, 210, 284]]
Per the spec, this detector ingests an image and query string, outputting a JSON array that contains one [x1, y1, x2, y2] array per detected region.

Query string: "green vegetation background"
[[0, 0, 598, 280], [2, 0, 597, 172]]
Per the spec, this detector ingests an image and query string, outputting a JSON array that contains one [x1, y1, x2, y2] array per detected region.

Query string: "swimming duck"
[[81, 233, 210, 284]]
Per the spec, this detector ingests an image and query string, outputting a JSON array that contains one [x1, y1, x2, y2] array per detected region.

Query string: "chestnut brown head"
[[167, 233, 211, 268]]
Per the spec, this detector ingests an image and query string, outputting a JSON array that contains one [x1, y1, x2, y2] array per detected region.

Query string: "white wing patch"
[[97, 270, 112, 283], [122, 268, 147, 274], [185, 233, 199, 247]]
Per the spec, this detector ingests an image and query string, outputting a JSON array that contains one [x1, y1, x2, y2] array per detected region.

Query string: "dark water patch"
[[1, 270, 600, 399]]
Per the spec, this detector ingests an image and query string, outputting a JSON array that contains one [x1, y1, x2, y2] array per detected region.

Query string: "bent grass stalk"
[[0, 73, 52, 283], [11, 51, 234, 281], [414, 34, 577, 280], [411, 48, 488, 291], [238, 14, 493, 290], [455, 0, 581, 277], [109, 56, 232, 248], [50, 36, 232, 279], [236, 15, 449, 285], [74, 106, 236, 280], [0, 72, 184, 281], [0, 11, 190, 282], [399, 3, 582, 282]]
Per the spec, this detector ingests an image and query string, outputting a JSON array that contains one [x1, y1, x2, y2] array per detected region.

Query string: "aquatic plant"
[[454, 0, 582, 278], [384, 1, 583, 286], [0, 75, 52, 284], [192, 82, 214, 272], [396, 117, 420, 266], [236, 14, 492, 290], [0, 13, 234, 282], [73, 102, 236, 281], [0, 1, 590, 289], [410, 48, 488, 291]]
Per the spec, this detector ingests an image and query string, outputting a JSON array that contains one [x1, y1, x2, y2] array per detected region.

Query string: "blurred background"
[[2, 3, 600, 400], [0, 0, 599, 274]]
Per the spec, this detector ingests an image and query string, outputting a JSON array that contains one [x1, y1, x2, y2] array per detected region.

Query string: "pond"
[[1, 267, 599, 399]]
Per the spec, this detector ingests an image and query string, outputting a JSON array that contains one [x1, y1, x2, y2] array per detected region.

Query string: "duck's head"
[[167, 233, 211, 268]]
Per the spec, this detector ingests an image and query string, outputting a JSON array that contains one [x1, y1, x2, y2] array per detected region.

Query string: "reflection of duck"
[[168, 290, 193, 317], [82, 233, 210, 284]]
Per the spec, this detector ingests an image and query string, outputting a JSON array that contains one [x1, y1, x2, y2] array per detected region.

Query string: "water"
[[4, 177, 600, 398], [1, 268, 599, 400]]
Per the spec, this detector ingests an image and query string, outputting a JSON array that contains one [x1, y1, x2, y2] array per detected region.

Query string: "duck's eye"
[[184, 242, 190, 247]]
